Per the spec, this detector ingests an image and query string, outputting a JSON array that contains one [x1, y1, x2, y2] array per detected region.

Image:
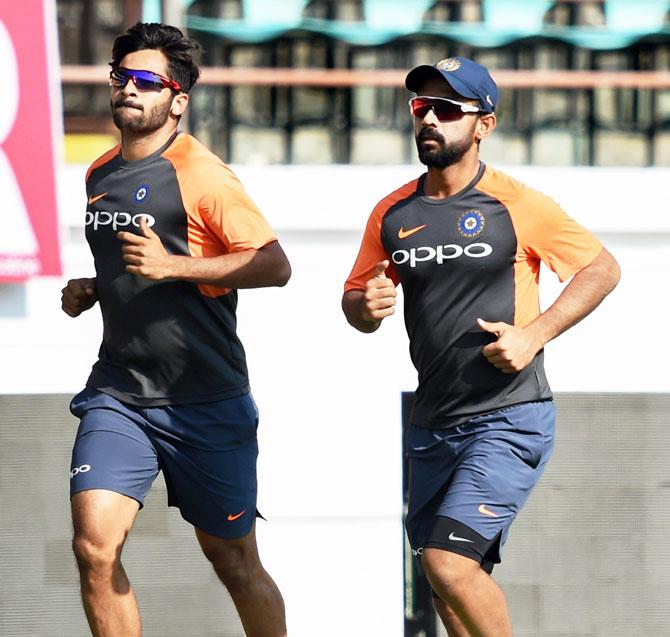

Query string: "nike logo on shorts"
[[448, 531, 474, 543], [478, 503, 498, 517]]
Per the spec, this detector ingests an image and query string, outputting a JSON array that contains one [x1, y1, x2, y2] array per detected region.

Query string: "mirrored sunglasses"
[[408, 96, 482, 122], [110, 67, 182, 93]]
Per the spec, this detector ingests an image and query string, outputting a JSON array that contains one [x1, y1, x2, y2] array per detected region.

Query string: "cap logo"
[[486, 95, 493, 107], [436, 58, 461, 72]]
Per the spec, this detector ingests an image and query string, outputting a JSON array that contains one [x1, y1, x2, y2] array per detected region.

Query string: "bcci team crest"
[[436, 58, 462, 72], [458, 210, 485, 238], [134, 184, 150, 204]]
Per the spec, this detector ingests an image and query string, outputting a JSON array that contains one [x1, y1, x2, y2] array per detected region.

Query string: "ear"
[[475, 113, 496, 142], [170, 92, 189, 117]]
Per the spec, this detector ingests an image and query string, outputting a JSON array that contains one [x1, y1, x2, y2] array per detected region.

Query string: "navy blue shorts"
[[405, 401, 555, 568], [69, 388, 259, 539]]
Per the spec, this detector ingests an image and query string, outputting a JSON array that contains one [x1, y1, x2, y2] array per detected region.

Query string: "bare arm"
[[342, 260, 396, 333], [159, 241, 290, 288], [526, 246, 620, 345], [478, 247, 621, 373], [118, 218, 291, 288]]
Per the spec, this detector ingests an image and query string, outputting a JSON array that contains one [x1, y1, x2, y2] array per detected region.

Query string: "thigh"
[[195, 523, 262, 571], [145, 393, 260, 539], [72, 488, 140, 548], [70, 388, 161, 507]]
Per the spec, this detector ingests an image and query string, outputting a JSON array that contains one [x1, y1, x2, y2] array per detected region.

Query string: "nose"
[[119, 77, 137, 96], [421, 107, 439, 126]]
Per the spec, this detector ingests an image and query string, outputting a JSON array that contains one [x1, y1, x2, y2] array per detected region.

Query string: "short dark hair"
[[110, 22, 201, 93]]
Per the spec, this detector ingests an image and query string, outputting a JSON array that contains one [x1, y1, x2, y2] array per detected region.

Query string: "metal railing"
[[61, 65, 670, 88]]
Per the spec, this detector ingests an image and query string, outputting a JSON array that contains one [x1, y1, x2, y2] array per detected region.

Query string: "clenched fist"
[[117, 216, 173, 280], [477, 318, 544, 374], [61, 278, 97, 317]]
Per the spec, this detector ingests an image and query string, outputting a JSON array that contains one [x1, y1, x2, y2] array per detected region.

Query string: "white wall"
[[1, 164, 669, 636]]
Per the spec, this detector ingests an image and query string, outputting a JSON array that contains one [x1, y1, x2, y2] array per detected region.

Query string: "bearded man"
[[342, 56, 620, 636], [61, 22, 290, 637]]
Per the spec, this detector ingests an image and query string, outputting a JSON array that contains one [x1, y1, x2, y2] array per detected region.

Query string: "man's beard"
[[415, 126, 474, 169], [111, 97, 172, 134]]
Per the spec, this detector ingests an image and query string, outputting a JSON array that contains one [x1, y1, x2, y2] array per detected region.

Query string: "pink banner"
[[0, 1, 61, 281]]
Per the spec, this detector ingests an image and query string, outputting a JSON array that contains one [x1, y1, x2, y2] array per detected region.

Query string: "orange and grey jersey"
[[345, 163, 602, 428], [84, 132, 277, 406]]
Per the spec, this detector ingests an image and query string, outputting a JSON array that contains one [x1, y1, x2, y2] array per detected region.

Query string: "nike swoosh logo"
[[227, 510, 246, 521], [448, 531, 474, 543], [87, 192, 108, 205], [398, 224, 427, 239], [478, 504, 498, 517]]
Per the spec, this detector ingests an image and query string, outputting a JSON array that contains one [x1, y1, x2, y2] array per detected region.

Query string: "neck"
[[120, 124, 178, 161], [423, 151, 481, 199]]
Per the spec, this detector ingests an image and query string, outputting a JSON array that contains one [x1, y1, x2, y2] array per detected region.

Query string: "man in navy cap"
[[342, 57, 620, 635]]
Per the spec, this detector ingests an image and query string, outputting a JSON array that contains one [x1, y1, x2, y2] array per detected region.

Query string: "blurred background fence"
[[59, 0, 670, 166]]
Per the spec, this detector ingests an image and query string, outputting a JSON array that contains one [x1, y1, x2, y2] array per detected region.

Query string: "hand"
[[61, 278, 97, 317], [117, 217, 173, 280], [477, 318, 544, 374], [363, 260, 396, 323]]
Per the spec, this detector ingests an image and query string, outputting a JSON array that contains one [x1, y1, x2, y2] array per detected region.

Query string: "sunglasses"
[[408, 96, 483, 122], [110, 67, 182, 93]]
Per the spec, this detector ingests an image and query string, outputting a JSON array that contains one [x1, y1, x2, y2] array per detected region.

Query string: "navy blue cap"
[[405, 57, 499, 114]]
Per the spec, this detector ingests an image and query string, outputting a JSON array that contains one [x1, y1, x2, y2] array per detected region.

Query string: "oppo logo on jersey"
[[85, 211, 156, 231], [392, 242, 493, 268]]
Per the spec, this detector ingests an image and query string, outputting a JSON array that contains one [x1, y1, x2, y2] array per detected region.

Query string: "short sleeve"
[[512, 188, 603, 282], [344, 204, 399, 292], [199, 166, 277, 253]]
